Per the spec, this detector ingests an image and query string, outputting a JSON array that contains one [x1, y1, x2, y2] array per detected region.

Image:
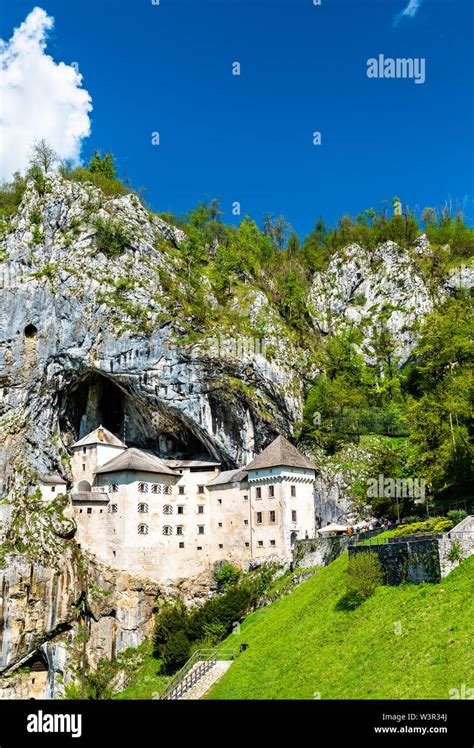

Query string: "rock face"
[[0, 175, 303, 696], [309, 239, 439, 365], [0, 548, 159, 698]]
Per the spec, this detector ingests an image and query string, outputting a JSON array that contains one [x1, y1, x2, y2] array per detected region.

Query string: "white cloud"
[[394, 0, 423, 25], [0, 7, 92, 181]]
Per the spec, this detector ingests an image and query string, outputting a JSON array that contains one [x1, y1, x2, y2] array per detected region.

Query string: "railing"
[[158, 647, 237, 700]]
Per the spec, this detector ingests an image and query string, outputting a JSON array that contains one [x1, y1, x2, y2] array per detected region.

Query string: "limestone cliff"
[[0, 174, 471, 697]]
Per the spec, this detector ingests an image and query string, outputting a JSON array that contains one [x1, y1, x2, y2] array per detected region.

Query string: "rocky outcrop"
[[308, 238, 454, 365], [0, 547, 160, 698]]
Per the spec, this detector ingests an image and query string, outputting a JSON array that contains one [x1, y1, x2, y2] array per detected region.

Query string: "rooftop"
[[207, 468, 249, 486], [95, 447, 178, 476], [245, 435, 315, 472], [39, 474, 67, 484], [71, 426, 126, 449]]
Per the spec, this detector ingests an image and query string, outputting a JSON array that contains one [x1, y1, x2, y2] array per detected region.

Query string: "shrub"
[[160, 631, 191, 671], [347, 552, 384, 599], [153, 601, 189, 659], [93, 216, 131, 257], [447, 510, 467, 526], [446, 540, 464, 564], [400, 515, 423, 525], [214, 561, 240, 591], [394, 516, 454, 536]]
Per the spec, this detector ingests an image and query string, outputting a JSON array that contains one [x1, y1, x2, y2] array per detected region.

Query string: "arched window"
[[163, 504, 173, 515], [151, 484, 162, 494], [163, 485, 172, 495], [138, 482, 149, 493], [138, 503, 149, 513], [108, 503, 118, 513], [77, 480, 91, 493], [138, 523, 149, 535], [162, 525, 172, 536], [109, 483, 119, 493]]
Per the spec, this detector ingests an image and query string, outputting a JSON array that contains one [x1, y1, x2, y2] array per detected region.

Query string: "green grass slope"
[[207, 553, 474, 700]]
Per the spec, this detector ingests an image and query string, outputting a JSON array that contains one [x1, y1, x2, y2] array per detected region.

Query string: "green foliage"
[[88, 150, 117, 180], [446, 509, 467, 526], [160, 631, 191, 671], [347, 552, 384, 599], [65, 166, 128, 198], [214, 561, 240, 591], [446, 540, 464, 564], [93, 215, 131, 257], [0, 172, 27, 221], [394, 516, 454, 536]]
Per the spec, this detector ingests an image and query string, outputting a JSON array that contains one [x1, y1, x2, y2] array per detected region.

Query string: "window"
[[197, 546, 202, 550], [218, 522, 222, 528], [138, 503, 149, 513], [83, 447, 86, 454], [162, 525, 172, 535], [82, 464, 86, 471], [163, 484, 172, 495], [176, 526, 183, 536], [292, 510, 297, 522], [256, 512, 262, 524], [198, 505, 204, 514], [100, 509, 103, 514], [151, 484, 162, 494], [110, 483, 119, 493], [256, 487, 262, 499], [87, 507, 92, 514], [243, 495, 248, 501], [79, 509, 83, 514], [108, 503, 118, 513], [218, 498, 222, 504], [177, 505, 184, 514], [51, 486, 56, 492], [244, 519, 249, 525], [179, 542, 185, 549], [198, 525, 205, 535], [245, 542, 250, 548], [257, 540, 263, 547], [138, 524, 149, 535], [138, 482, 148, 493], [291, 485, 296, 497], [198, 485, 205, 494], [218, 544, 223, 549], [163, 504, 173, 515], [270, 539, 276, 547], [179, 486, 185, 495], [268, 485, 275, 497], [269, 510, 276, 523]]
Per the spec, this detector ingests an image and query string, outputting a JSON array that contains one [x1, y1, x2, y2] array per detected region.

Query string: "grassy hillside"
[[207, 553, 474, 700]]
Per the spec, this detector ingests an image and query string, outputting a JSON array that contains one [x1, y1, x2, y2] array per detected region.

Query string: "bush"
[[400, 515, 423, 525], [394, 516, 454, 536], [153, 602, 189, 659], [447, 510, 467, 526], [93, 215, 131, 257], [347, 552, 384, 599], [160, 631, 191, 671], [446, 540, 464, 564], [214, 561, 240, 591]]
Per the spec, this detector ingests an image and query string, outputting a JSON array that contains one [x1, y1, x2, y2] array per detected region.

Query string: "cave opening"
[[59, 372, 220, 460], [24, 324, 38, 338]]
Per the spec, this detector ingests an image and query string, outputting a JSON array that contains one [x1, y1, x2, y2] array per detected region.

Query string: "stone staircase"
[[157, 647, 237, 700]]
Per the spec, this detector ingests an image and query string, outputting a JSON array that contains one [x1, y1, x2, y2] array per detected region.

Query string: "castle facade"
[[61, 426, 316, 583]]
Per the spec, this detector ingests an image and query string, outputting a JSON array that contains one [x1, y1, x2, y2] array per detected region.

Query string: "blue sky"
[[1, 0, 473, 236]]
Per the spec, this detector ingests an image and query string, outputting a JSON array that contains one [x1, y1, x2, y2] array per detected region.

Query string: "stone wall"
[[349, 539, 441, 585], [438, 516, 474, 578]]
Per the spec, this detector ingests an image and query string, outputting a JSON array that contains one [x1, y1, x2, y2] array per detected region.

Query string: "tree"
[[30, 139, 59, 173], [88, 150, 117, 180]]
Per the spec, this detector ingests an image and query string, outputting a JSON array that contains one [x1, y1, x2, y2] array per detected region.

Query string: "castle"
[[56, 426, 316, 583]]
